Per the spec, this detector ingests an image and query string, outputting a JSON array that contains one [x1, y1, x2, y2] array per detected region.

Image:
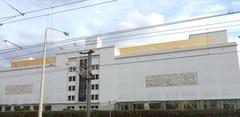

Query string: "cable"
[[1, 21, 240, 62], [0, 19, 240, 57], [0, 0, 118, 25], [0, 18, 240, 54], [0, 11, 239, 52], [1, 21, 240, 60], [1, 0, 24, 15], [25, 10, 240, 38], [0, 0, 88, 21], [25, 0, 88, 14]]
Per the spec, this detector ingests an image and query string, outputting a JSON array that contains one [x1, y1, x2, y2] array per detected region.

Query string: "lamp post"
[[38, 27, 69, 117]]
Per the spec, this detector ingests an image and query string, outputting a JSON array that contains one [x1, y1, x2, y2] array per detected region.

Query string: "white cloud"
[[145, 13, 164, 25], [1, 0, 240, 68], [119, 9, 164, 29], [174, 0, 226, 21]]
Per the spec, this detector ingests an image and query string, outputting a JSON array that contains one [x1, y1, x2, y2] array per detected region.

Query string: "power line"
[[1, 21, 240, 62], [0, 10, 240, 52], [1, 22, 240, 59], [0, 0, 88, 21], [3, 40, 23, 49], [0, 8, 240, 51], [0, 0, 118, 25], [47, 11, 240, 40], [24, 0, 88, 14], [0, 18, 240, 54], [1, 0, 24, 15]]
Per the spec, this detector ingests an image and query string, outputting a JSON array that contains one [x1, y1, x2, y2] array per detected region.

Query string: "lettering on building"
[[5, 84, 33, 95], [145, 72, 198, 87]]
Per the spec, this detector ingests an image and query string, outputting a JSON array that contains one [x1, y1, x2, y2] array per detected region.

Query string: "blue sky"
[[0, 0, 240, 68]]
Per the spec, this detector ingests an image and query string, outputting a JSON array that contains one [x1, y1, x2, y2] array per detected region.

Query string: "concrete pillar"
[[144, 103, 150, 110]]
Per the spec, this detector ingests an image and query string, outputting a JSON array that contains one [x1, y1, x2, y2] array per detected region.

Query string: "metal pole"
[[86, 50, 93, 117], [38, 27, 68, 117], [109, 101, 111, 117], [3, 40, 23, 49], [38, 28, 48, 117]]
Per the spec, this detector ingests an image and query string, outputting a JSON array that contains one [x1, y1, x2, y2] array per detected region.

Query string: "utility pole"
[[80, 50, 94, 117]]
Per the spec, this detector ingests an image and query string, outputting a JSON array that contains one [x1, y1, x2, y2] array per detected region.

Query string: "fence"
[[1, 110, 240, 117]]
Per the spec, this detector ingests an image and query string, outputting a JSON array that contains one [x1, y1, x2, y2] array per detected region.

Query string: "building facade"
[[0, 30, 240, 111]]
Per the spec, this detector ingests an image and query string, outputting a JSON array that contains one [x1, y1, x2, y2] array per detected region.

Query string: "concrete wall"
[[99, 43, 240, 104], [189, 30, 228, 44], [0, 66, 67, 105]]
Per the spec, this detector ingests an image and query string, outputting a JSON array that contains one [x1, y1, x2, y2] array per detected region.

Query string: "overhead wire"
[[1, 0, 24, 15], [1, 22, 240, 60], [1, 21, 240, 62], [0, 0, 118, 25], [0, 4, 239, 62], [0, 0, 88, 21], [0, 18, 240, 54], [1, 15, 240, 54], [1, 10, 240, 52]]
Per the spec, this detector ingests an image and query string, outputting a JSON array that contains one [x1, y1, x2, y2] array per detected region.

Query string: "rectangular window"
[[67, 106, 75, 110], [68, 95, 75, 101], [14, 106, 21, 111], [68, 96, 71, 101], [23, 106, 30, 111], [150, 103, 161, 110], [91, 84, 94, 90], [95, 94, 99, 100], [96, 64, 99, 70], [69, 76, 72, 81], [166, 102, 178, 110], [33, 106, 38, 111], [69, 67, 76, 72], [223, 101, 234, 109], [92, 65, 95, 70], [72, 67, 76, 72], [72, 76, 76, 81], [69, 76, 76, 82], [72, 96, 75, 101], [91, 95, 94, 100], [92, 75, 95, 79], [133, 104, 144, 110], [92, 74, 99, 80], [5, 106, 11, 111], [91, 64, 99, 70], [95, 84, 99, 90], [72, 86, 75, 91], [95, 106, 98, 109], [68, 86, 75, 91], [44, 106, 51, 111]]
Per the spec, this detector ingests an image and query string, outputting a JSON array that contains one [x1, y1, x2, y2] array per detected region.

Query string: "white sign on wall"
[[5, 84, 33, 95], [145, 72, 198, 87]]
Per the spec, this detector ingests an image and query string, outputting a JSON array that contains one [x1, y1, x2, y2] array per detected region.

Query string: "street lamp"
[[38, 27, 69, 117]]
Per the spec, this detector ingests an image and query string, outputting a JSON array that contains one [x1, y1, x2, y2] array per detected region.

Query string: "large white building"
[[0, 30, 240, 111]]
